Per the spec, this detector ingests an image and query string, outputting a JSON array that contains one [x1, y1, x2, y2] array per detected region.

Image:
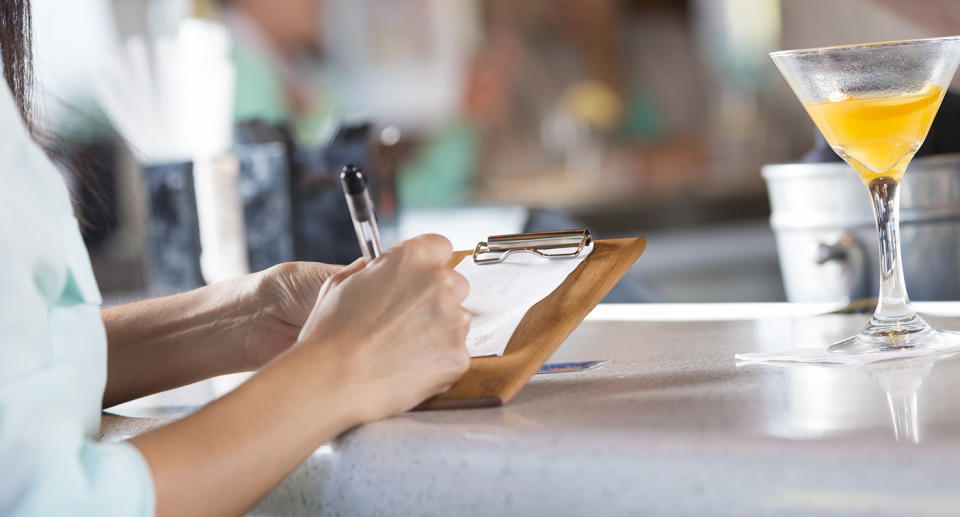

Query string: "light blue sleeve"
[[0, 365, 156, 516], [0, 85, 155, 515]]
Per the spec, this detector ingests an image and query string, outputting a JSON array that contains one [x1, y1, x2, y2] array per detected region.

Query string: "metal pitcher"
[[763, 154, 960, 302]]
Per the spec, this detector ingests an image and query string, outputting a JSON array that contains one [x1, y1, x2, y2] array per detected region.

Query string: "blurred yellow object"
[[193, 0, 219, 18], [560, 80, 624, 129]]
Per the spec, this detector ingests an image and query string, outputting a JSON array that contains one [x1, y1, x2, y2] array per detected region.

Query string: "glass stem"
[[868, 178, 915, 323]]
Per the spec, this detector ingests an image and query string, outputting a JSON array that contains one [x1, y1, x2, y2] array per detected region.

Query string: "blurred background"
[[31, 0, 956, 304]]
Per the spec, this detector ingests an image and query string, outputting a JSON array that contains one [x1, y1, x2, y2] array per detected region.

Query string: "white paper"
[[455, 244, 593, 357]]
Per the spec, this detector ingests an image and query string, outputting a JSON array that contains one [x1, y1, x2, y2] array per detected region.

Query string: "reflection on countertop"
[[103, 304, 960, 516], [743, 346, 960, 445], [866, 354, 960, 443]]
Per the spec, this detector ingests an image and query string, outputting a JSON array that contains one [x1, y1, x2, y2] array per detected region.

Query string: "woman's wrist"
[[270, 341, 372, 431], [101, 276, 262, 406], [189, 274, 266, 374], [226, 271, 279, 371]]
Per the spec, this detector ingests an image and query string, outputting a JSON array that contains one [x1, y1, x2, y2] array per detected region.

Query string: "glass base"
[[829, 314, 960, 354]]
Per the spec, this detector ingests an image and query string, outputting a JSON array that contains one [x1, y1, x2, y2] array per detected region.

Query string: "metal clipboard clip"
[[473, 229, 592, 265]]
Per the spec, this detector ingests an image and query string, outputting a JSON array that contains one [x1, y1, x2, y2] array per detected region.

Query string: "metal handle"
[[473, 229, 591, 264], [815, 232, 869, 301]]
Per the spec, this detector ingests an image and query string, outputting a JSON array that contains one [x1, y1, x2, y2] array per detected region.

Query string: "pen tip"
[[340, 164, 367, 195]]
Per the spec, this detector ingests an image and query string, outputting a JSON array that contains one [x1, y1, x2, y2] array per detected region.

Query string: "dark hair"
[[0, 1, 113, 231], [0, 0, 33, 131]]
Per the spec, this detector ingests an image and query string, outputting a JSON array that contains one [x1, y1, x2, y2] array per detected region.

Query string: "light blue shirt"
[[0, 82, 154, 515]]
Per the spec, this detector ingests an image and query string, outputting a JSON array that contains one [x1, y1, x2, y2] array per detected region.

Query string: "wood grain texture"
[[416, 237, 647, 410]]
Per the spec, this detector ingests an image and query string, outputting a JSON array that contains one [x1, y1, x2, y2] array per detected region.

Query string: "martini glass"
[[771, 37, 960, 354]]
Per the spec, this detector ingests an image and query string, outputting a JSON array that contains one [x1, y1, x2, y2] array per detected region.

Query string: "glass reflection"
[[745, 351, 960, 444], [863, 354, 959, 443]]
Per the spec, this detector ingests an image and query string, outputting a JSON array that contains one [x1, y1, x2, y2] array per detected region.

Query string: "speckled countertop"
[[102, 303, 960, 516]]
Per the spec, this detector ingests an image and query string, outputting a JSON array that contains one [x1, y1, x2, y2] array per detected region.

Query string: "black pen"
[[340, 164, 383, 260]]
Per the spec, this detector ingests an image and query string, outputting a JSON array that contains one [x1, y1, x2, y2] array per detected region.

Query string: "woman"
[[0, 2, 471, 515]]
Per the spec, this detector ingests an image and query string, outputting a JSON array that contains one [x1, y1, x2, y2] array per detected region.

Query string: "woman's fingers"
[[448, 270, 470, 304], [383, 233, 453, 268], [337, 257, 368, 277], [320, 257, 366, 290], [410, 233, 454, 265], [314, 262, 345, 284]]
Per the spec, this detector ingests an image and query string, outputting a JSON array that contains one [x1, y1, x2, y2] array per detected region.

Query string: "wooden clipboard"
[[416, 236, 646, 410]]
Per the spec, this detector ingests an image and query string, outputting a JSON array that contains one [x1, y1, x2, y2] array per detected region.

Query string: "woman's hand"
[[242, 262, 344, 370], [102, 261, 342, 407], [295, 233, 472, 421], [132, 235, 471, 516]]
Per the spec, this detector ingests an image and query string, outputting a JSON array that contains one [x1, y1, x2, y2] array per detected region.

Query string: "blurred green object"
[[397, 121, 478, 208], [622, 91, 664, 140], [231, 42, 335, 147], [232, 42, 288, 125]]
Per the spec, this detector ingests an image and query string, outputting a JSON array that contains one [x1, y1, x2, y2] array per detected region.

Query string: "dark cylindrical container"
[[291, 123, 373, 264], [236, 141, 296, 272], [143, 161, 204, 294]]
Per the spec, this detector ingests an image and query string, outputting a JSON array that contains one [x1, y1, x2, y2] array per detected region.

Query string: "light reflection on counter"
[[864, 354, 960, 443], [748, 312, 960, 443]]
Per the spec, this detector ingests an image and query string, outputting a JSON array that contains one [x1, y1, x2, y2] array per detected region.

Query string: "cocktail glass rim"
[[769, 35, 960, 59]]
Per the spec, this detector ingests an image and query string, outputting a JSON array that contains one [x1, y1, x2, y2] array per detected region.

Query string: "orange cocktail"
[[803, 83, 944, 183], [771, 36, 960, 354]]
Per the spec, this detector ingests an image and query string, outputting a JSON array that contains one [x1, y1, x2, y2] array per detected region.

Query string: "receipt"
[[454, 244, 594, 357]]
